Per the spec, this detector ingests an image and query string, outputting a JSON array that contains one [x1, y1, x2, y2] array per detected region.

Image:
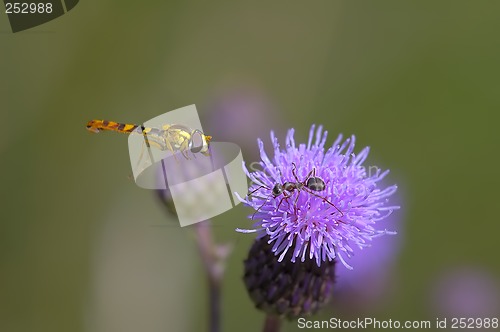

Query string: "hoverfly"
[[86, 120, 212, 158], [86, 119, 213, 178]]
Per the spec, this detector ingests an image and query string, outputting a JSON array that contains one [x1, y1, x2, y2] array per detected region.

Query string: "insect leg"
[[291, 162, 300, 182], [251, 194, 273, 220], [292, 162, 314, 185], [172, 132, 191, 160], [134, 139, 164, 175], [134, 140, 147, 175], [304, 188, 344, 218], [179, 139, 191, 160], [163, 136, 180, 163], [276, 191, 291, 211], [302, 169, 315, 185]]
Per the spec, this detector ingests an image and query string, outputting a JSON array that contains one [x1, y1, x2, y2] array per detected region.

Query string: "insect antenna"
[[251, 195, 273, 220], [247, 185, 270, 198], [245, 184, 271, 219]]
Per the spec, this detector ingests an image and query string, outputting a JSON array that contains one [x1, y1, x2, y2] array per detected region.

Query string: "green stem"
[[194, 221, 230, 332], [262, 314, 282, 332]]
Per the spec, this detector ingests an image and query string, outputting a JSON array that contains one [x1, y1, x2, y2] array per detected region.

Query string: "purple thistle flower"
[[237, 125, 399, 269]]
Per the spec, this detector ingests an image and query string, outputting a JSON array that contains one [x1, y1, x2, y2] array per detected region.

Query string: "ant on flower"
[[246, 162, 343, 219]]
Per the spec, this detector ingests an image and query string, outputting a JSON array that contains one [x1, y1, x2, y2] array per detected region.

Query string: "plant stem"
[[193, 221, 231, 332], [262, 314, 282, 332]]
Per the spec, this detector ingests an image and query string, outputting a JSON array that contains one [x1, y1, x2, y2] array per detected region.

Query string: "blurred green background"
[[1, 1, 500, 332]]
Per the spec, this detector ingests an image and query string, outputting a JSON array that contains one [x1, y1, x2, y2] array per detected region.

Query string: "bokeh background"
[[2, 2, 500, 332]]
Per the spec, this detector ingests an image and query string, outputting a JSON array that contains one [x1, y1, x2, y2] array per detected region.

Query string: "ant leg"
[[293, 189, 301, 210], [276, 191, 291, 210], [276, 197, 287, 210], [292, 162, 315, 185], [289, 190, 302, 215], [277, 188, 300, 215], [304, 188, 344, 218], [291, 162, 301, 183], [302, 169, 314, 185]]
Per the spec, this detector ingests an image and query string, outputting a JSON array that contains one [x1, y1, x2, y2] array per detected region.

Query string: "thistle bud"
[[243, 236, 336, 319]]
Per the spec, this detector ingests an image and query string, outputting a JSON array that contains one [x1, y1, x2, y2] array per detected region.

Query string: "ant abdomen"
[[306, 177, 325, 192]]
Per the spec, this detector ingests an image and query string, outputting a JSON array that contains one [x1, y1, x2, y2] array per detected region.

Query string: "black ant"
[[247, 162, 343, 219]]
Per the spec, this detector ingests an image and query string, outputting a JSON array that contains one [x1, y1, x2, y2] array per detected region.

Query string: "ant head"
[[272, 183, 284, 196]]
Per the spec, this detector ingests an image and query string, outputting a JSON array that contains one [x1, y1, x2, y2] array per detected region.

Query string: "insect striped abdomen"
[[86, 120, 140, 134]]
